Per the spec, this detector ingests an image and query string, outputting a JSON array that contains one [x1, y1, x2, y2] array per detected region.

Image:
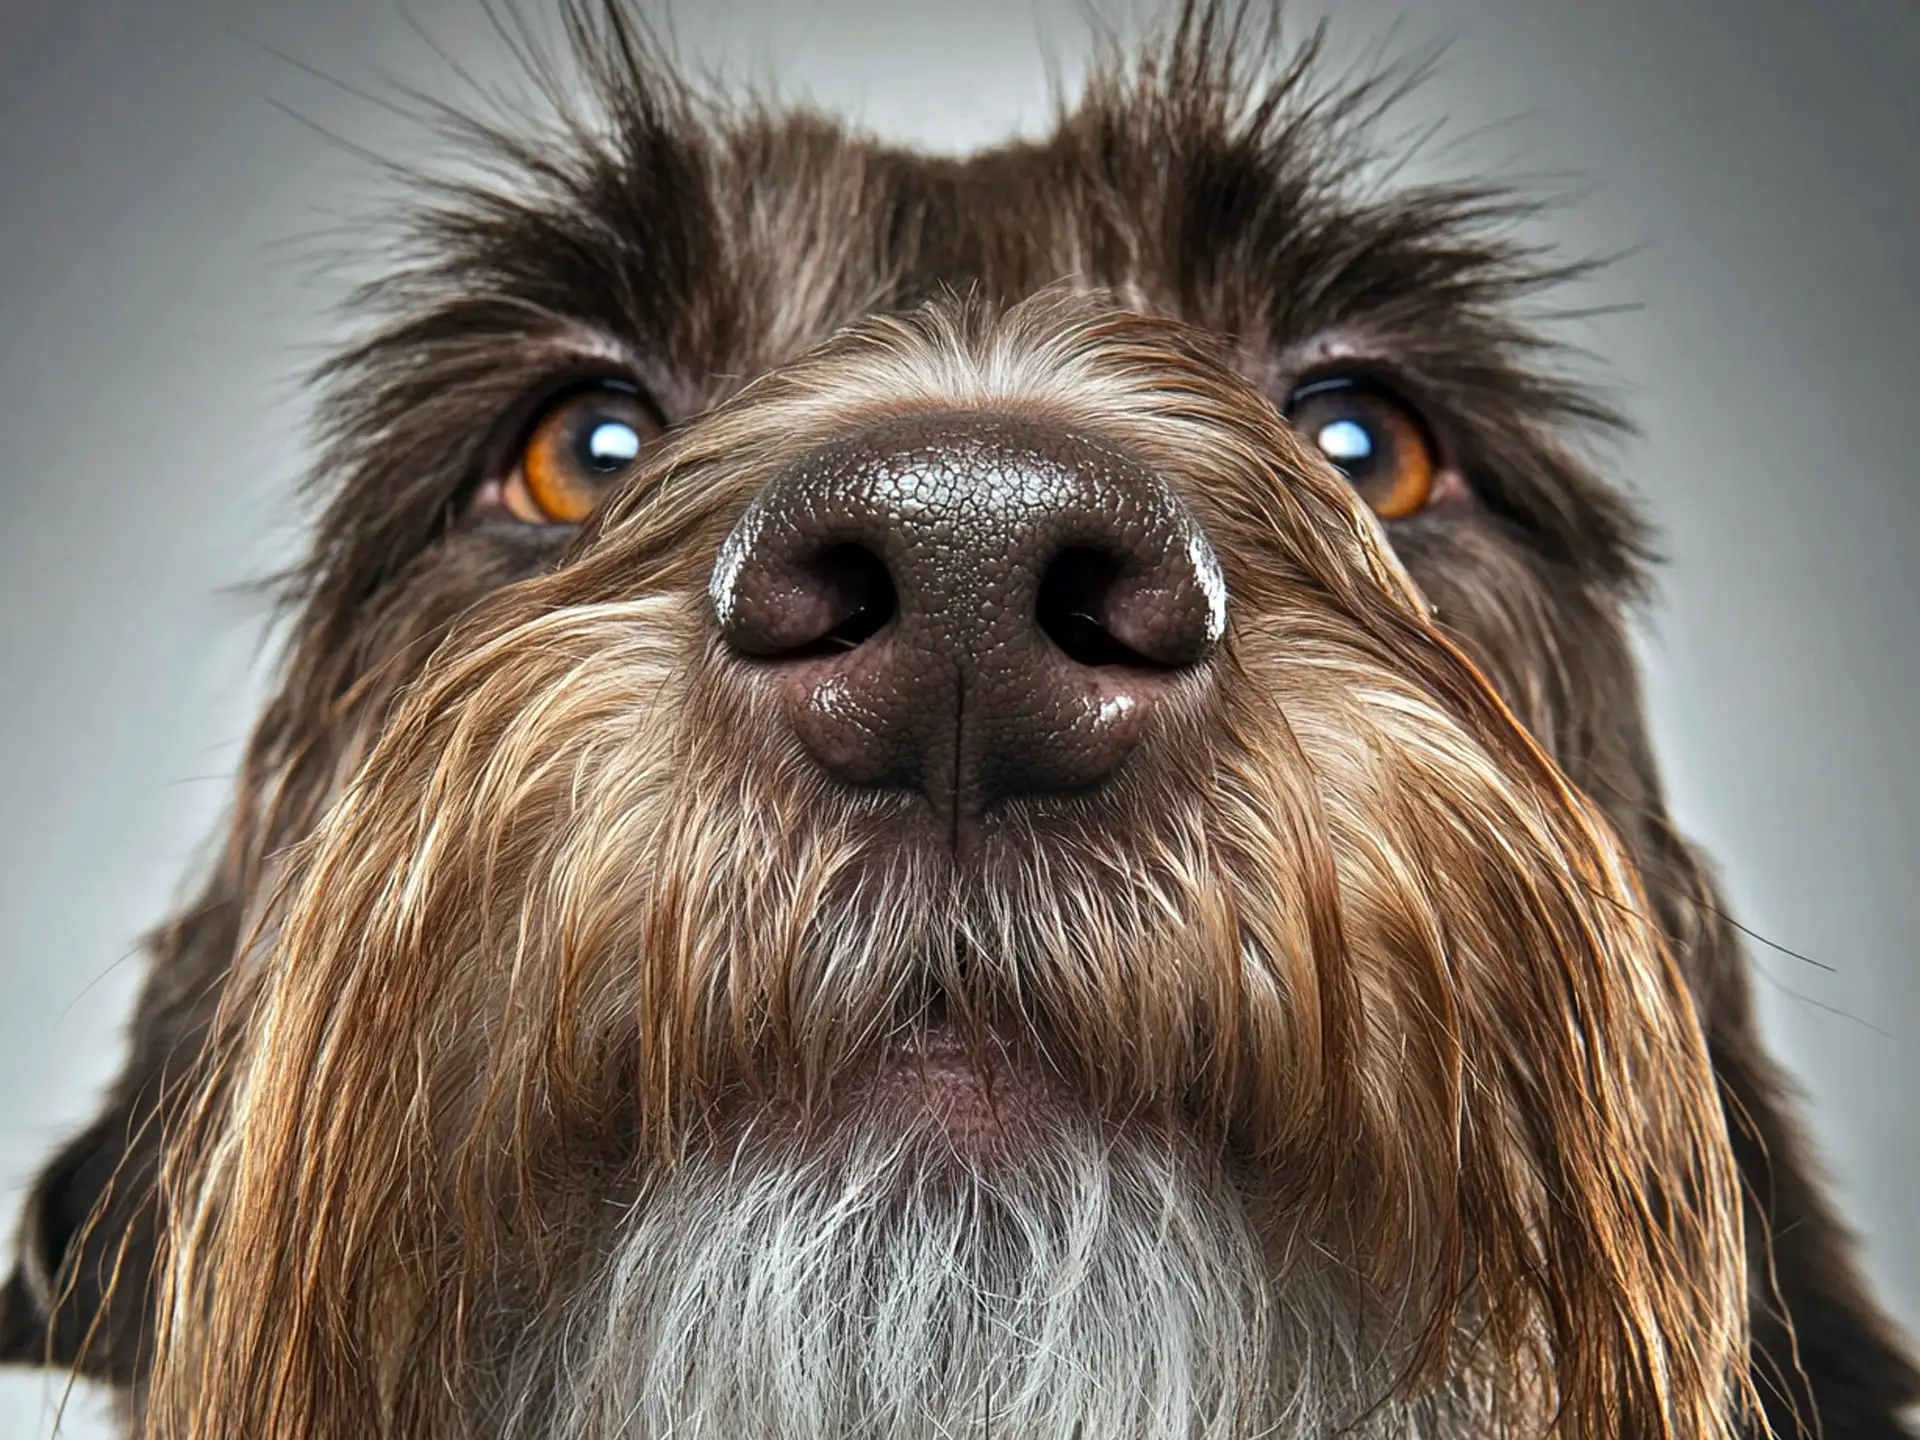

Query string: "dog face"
[[4, 6, 1914, 1439]]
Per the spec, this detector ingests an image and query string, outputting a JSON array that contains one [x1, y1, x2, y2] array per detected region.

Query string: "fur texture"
[[3, 5, 1913, 1438]]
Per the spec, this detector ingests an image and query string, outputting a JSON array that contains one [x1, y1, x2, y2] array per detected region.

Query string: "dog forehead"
[[527, 104, 1540, 408], [517, 100, 1375, 379], [619, 119, 1141, 369], [384, 17, 1590, 422]]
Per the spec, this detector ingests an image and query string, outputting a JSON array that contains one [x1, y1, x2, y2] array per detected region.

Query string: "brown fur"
[[3, 5, 1913, 1437]]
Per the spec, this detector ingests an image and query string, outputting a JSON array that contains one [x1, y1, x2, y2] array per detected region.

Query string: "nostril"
[[1036, 548, 1162, 669], [765, 543, 897, 660]]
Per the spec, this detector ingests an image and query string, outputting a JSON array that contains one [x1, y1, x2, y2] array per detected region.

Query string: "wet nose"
[[711, 412, 1226, 835]]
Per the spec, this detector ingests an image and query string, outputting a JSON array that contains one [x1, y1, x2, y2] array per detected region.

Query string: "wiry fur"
[[3, 5, 1914, 1439], [136, 298, 1743, 1437]]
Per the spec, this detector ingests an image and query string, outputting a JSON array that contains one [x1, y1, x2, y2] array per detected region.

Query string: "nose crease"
[[713, 412, 1226, 842], [949, 672, 967, 854]]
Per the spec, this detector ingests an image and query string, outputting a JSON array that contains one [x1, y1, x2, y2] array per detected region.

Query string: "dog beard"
[[502, 1086, 1472, 1440]]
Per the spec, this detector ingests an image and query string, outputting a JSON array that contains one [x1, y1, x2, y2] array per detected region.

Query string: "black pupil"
[[576, 415, 642, 474]]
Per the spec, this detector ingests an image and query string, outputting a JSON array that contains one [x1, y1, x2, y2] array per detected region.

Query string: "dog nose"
[[711, 412, 1226, 832]]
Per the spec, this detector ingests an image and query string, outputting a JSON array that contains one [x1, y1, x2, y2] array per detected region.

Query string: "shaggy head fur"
[[3, 5, 1914, 1439]]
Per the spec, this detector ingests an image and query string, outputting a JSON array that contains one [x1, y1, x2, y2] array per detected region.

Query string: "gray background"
[[1, 1, 1914, 1432]]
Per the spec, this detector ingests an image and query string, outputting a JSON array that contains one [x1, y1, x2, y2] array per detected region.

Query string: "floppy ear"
[[2, 893, 239, 1380], [2, 1102, 162, 1375], [1656, 839, 1920, 1440], [1, 1255, 40, 1362]]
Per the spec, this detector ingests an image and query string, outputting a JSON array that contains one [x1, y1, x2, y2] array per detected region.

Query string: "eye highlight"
[[1284, 376, 1441, 520], [496, 381, 662, 525]]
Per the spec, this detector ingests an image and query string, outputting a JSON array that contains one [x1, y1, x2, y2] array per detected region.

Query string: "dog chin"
[[511, 1086, 1394, 1440]]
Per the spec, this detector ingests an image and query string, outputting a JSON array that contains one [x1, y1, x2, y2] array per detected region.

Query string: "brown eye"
[[1284, 377, 1439, 520], [500, 382, 660, 525]]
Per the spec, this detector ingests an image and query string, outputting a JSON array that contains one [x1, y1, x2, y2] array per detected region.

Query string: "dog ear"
[[3, 893, 240, 1380], [1657, 838, 1920, 1439], [2, 1099, 161, 1375], [1, 1255, 41, 1362]]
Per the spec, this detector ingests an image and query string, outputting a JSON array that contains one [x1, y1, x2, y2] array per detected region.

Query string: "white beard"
[[493, 1101, 1485, 1439]]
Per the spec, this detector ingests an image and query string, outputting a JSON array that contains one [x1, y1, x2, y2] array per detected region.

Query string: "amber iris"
[[502, 383, 659, 524], [1285, 377, 1438, 520]]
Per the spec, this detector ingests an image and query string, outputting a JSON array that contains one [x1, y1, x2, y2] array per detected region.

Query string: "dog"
[[3, 4, 1914, 1436]]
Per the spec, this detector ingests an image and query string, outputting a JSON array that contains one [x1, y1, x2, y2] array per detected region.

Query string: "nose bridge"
[[712, 411, 1226, 838], [840, 430, 1120, 646]]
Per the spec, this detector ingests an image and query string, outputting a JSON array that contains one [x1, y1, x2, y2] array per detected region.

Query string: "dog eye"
[[1283, 377, 1438, 520], [497, 382, 661, 525]]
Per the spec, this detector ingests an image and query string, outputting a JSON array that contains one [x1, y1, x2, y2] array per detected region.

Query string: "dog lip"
[[853, 1025, 1056, 1155]]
